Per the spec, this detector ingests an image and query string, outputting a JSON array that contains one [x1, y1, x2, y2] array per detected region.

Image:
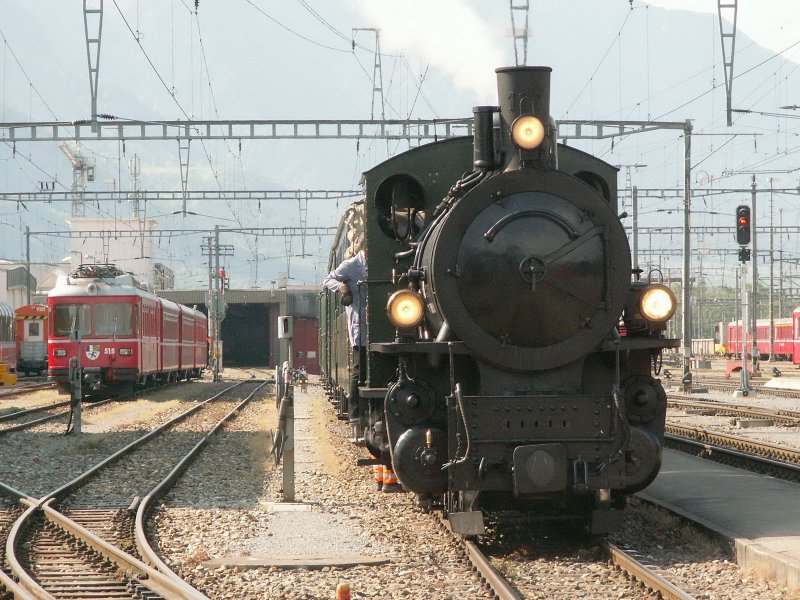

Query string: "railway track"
[[666, 423, 800, 483], [686, 375, 800, 398], [436, 513, 698, 599], [0, 379, 268, 599], [0, 376, 214, 436], [667, 394, 800, 425], [0, 381, 55, 399], [0, 398, 116, 435]]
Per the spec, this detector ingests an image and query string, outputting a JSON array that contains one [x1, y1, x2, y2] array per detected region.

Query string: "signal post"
[[735, 205, 752, 398], [277, 315, 295, 502]]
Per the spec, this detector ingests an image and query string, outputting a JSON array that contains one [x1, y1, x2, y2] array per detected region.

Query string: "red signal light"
[[736, 205, 751, 245]]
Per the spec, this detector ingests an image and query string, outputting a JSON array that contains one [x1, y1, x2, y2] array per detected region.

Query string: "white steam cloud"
[[346, 0, 506, 103]]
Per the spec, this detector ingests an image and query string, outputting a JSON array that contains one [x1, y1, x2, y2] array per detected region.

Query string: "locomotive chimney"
[[495, 66, 554, 170], [472, 105, 499, 170]]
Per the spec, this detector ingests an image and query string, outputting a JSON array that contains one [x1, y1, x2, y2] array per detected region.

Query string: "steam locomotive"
[[320, 66, 679, 535]]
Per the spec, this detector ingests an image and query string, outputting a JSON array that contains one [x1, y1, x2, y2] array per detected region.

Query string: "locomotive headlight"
[[387, 289, 425, 328], [639, 285, 677, 322], [54, 349, 67, 357], [511, 115, 545, 150]]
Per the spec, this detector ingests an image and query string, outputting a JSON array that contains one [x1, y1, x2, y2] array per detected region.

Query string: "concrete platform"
[[203, 386, 392, 572], [640, 449, 800, 590], [762, 378, 800, 391]]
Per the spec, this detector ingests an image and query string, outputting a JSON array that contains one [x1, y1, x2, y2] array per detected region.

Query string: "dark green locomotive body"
[[320, 66, 679, 535]]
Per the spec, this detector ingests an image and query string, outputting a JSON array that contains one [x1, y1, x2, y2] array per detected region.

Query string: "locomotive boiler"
[[320, 66, 679, 535]]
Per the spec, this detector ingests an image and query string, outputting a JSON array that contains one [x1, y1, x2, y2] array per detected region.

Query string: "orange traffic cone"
[[382, 466, 402, 492], [372, 464, 384, 491], [336, 582, 351, 600]]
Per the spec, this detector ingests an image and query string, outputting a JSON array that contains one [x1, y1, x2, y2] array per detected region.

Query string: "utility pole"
[[769, 178, 775, 360], [202, 233, 233, 381], [83, 0, 103, 130], [509, 0, 530, 66], [750, 176, 758, 373], [205, 236, 215, 379], [632, 186, 639, 276], [717, 0, 738, 126], [214, 225, 221, 381], [352, 28, 387, 154], [682, 120, 693, 379], [25, 226, 31, 304]]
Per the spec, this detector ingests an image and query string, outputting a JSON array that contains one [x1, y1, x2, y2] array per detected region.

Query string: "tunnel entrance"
[[220, 303, 270, 367]]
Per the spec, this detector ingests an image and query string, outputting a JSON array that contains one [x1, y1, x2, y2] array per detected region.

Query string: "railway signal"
[[736, 205, 751, 245], [735, 204, 753, 396]]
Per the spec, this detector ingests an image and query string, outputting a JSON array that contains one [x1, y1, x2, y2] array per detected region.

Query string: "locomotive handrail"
[[370, 340, 469, 354], [600, 337, 681, 351]]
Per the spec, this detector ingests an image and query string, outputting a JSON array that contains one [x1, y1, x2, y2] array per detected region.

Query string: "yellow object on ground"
[[0, 363, 17, 386]]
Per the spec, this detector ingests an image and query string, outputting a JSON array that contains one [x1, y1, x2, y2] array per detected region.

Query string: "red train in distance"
[[48, 264, 208, 394], [15, 303, 49, 376], [717, 307, 800, 363]]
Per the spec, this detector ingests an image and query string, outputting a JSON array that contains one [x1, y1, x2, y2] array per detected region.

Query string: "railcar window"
[[94, 303, 134, 336], [0, 316, 10, 342], [53, 304, 92, 337], [375, 175, 425, 241]]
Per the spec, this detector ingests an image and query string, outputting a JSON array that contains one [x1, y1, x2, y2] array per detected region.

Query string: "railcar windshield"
[[0, 304, 11, 343], [94, 303, 135, 336], [53, 304, 92, 338]]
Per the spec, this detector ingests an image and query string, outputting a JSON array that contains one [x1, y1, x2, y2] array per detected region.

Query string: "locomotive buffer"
[[735, 205, 752, 398]]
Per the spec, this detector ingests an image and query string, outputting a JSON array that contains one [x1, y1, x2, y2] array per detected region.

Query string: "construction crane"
[[59, 142, 95, 217]]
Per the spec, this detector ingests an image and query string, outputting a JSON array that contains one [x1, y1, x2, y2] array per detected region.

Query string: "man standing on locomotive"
[[322, 220, 403, 493], [323, 244, 367, 430]]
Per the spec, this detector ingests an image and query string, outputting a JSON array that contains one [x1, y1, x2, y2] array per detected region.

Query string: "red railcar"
[[721, 307, 800, 362], [48, 264, 207, 393], [15, 303, 49, 376]]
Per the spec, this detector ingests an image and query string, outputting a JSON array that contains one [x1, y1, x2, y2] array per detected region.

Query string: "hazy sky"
[[1, 1, 799, 288], [644, 0, 800, 56]]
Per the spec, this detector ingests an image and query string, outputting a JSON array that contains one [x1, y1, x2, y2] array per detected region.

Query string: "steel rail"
[[4, 380, 254, 598], [0, 377, 194, 434], [667, 396, 800, 425], [134, 381, 268, 583], [43, 381, 248, 500], [437, 514, 523, 600], [603, 542, 697, 600], [462, 538, 524, 600], [0, 398, 116, 434], [666, 423, 800, 464], [0, 382, 55, 399], [40, 499, 206, 600], [666, 430, 800, 478], [5, 501, 49, 599], [0, 484, 37, 600], [685, 377, 800, 399], [0, 400, 71, 422]]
